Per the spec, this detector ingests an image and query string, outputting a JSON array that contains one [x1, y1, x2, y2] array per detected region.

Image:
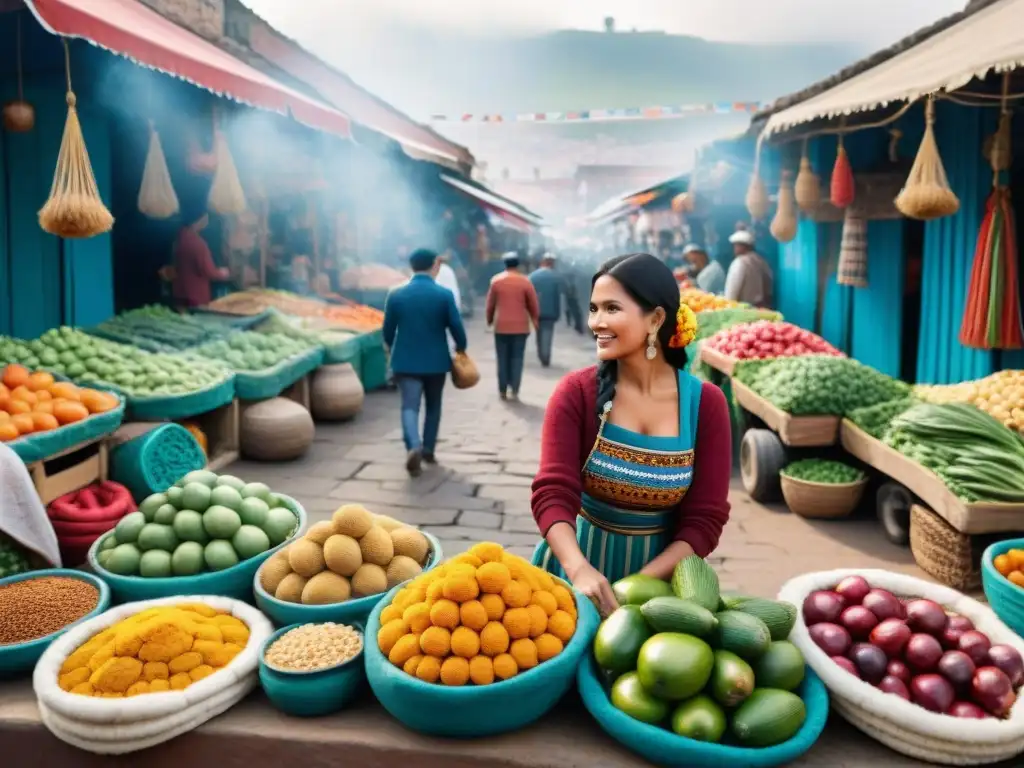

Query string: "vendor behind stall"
[[172, 200, 230, 310]]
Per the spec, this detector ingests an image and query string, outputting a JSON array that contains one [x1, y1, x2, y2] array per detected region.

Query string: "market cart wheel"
[[877, 482, 912, 546], [740, 428, 787, 502]]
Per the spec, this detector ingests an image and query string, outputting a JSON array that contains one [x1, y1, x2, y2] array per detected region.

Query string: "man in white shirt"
[[433, 251, 462, 354], [724, 230, 774, 307], [683, 244, 726, 295]]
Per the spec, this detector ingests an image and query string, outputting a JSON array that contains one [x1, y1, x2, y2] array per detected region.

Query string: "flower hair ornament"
[[668, 303, 698, 349]]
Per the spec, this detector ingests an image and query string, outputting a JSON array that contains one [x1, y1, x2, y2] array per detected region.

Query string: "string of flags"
[[427, 102, 764, 124]]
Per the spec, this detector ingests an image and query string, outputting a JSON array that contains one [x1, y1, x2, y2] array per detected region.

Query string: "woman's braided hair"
[[592, 253, 690, 420]]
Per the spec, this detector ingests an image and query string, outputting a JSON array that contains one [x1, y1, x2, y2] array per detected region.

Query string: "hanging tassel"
[[837, 208, 868, 288], [794, 140, 821, 213], [207, 125, 247, 215], [770, 170, 797, 243], [137, 121, 179, 219], [895, 97, 959, 220], [830, 135, 855, 209], [38, 40, 113, 239]]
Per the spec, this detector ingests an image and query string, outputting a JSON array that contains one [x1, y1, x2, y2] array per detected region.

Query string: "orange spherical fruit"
[[0, 422, 18, 442], [2, 364, 29, 390], [10, 386, 37, 405], [53, 401, 89, 425], [11, 413, 34, 436], [25, 371, 55, 392], [49, 382, 82, 402], [31, 412, 59, 432]]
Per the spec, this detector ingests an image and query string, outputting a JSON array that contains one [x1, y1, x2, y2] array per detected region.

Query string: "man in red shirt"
[[485, 252, 540, 401], [172, 205, 230, 309]]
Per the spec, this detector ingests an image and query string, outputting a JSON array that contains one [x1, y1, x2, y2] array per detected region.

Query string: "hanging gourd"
[[671, 193, 690, 213], [2, 13, 34, 133], [794, 140, 821, 213], [745, 136, 770, 221], [830, 135, 855, 209], [137, 121, 179, 219], [207, 111, 247, 216], [894, 97, 959, 220], [38, 41, 114, 239], [770, 170, 798, 243]]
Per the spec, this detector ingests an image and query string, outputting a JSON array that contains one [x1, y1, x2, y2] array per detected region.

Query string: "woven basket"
[[240, 398, 314, 461], [780, 475, 867, 519], [310, 363, 365, 422], [910, 504, 981, 591], [778, 568, 1024, 765]]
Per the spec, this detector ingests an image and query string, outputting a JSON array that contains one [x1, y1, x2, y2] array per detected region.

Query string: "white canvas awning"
[[765, 0, 1024, 136]]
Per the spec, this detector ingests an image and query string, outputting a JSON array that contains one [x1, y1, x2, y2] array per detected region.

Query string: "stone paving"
[[227, 314, 924, 597]]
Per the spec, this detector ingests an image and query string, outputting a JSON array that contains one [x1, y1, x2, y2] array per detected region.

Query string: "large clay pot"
[[311, 363, 365, 422], [240, 398, 314, 462]]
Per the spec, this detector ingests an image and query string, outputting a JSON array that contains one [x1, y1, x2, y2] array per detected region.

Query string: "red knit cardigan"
[[530, 366, 732, 558]]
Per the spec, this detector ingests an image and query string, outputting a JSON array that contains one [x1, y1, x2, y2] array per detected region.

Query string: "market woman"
[[531, 253, 732, 616]]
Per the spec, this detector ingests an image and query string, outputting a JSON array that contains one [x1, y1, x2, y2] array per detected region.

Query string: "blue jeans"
[[495, 333, 528, 395], [536, 319, 556, 367], [395, 374, 446, 453]]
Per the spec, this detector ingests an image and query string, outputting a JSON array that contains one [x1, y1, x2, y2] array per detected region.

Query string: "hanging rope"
[[38, 40, 114, 238]]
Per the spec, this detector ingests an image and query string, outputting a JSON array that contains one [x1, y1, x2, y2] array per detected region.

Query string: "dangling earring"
[[646, 332, 657, 360]]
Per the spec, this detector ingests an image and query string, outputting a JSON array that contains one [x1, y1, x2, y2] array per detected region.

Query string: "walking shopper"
[[433, 251, 462, 354], [724, 230, 774, 308], [486, 252, 540, 401], [383, 249, 468, 477], [529, 252, 563, 367]]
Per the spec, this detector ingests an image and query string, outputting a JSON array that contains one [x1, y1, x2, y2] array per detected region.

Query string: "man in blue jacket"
[[528, 252, 563, 367], [383, 249, 468, 476]]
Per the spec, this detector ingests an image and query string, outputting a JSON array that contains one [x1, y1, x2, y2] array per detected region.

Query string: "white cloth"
[[725, 252, 774, 307], [0, 443, 61, 567], [435, 262, 462, 355]]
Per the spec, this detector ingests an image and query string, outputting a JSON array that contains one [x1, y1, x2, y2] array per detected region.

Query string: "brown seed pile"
[[0, 576, 100, 645], [264, 622, 363, 672]]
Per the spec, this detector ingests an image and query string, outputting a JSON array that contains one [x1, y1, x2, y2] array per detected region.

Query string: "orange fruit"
[[31, 412, 59, 432], [0, 410, 10, 421], [995, 554, 1014, 577], [35, 389, 52, 402], [2, 364, 29, 390], [0, 422, 18, 441], [1009, 571, 1024, 589], [33, 401, 54, 415], [80, 389, 117, 414], [11, 413, 34, 435], [10, 386, 37, 405], [53, 401, 89, 425], [26, 371, 55, 392], [0, 390, 9, 412], [7, 399, 31, 415], [49, 382, 81, 402]]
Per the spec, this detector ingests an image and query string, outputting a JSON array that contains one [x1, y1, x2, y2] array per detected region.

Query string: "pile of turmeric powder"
[[57, 603, 250, 698]]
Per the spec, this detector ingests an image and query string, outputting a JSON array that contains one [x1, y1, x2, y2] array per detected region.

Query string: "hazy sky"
[[244, 0, 965, 47]]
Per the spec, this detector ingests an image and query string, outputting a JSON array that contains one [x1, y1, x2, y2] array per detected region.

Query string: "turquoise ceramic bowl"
[[0, 569, 111, 679], [578, 654, 830, 768], [86, 495, 307, 605], [364, 580, 601, 738], [253, 532, 443, 627], [982, 538, 1024, 637], [259, 621, 366, 717]]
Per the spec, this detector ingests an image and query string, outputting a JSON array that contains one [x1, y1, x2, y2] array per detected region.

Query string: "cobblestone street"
[[228, 314, 922, 597]]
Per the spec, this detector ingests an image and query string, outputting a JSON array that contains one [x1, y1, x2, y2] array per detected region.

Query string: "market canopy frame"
[[441, 174, 544, 228], [760, 0, 1024, 137], [23, 0, 353, 138]]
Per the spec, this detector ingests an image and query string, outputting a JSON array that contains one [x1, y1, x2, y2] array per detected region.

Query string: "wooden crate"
[[840, 419, 1024, 535], [182, 399, 240, 472], [700, 346, 737, 377], [283, 374, 311, 410], [29, 439, 108, 506], [730, 380, 840, 447]]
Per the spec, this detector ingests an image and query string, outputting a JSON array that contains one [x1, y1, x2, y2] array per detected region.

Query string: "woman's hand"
[[566, 560, 618, 617]]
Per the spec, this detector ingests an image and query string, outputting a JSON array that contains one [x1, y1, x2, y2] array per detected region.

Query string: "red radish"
[[905, 634, 944, 673], [831, 656, 860, 677], [835, 576, 871, 605], [986, 645, 1024, 688], [911, 674, 955, 713], [942, 615, 975, 649], [862, 589, 905, 621], [809, 623, 852, 657], [803, 591, 846, 625], [840, 606, 879, 640], [937, 651, 976, 693], [905, 600, 949, 636], [870, 619, 911, 659], [972, 666, 1017, 717], [949, 701, 990, 719], [887, 660, 913, 685], [878, 676, 911, 700], [959, 631, 992, 667], [850, 643, 888, 685]]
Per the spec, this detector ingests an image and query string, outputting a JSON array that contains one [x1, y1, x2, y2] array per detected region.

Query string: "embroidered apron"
[[532, 371, 702, 581]]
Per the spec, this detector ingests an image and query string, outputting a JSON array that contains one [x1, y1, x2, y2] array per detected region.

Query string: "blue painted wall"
[[851, 219, 905, 376]]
